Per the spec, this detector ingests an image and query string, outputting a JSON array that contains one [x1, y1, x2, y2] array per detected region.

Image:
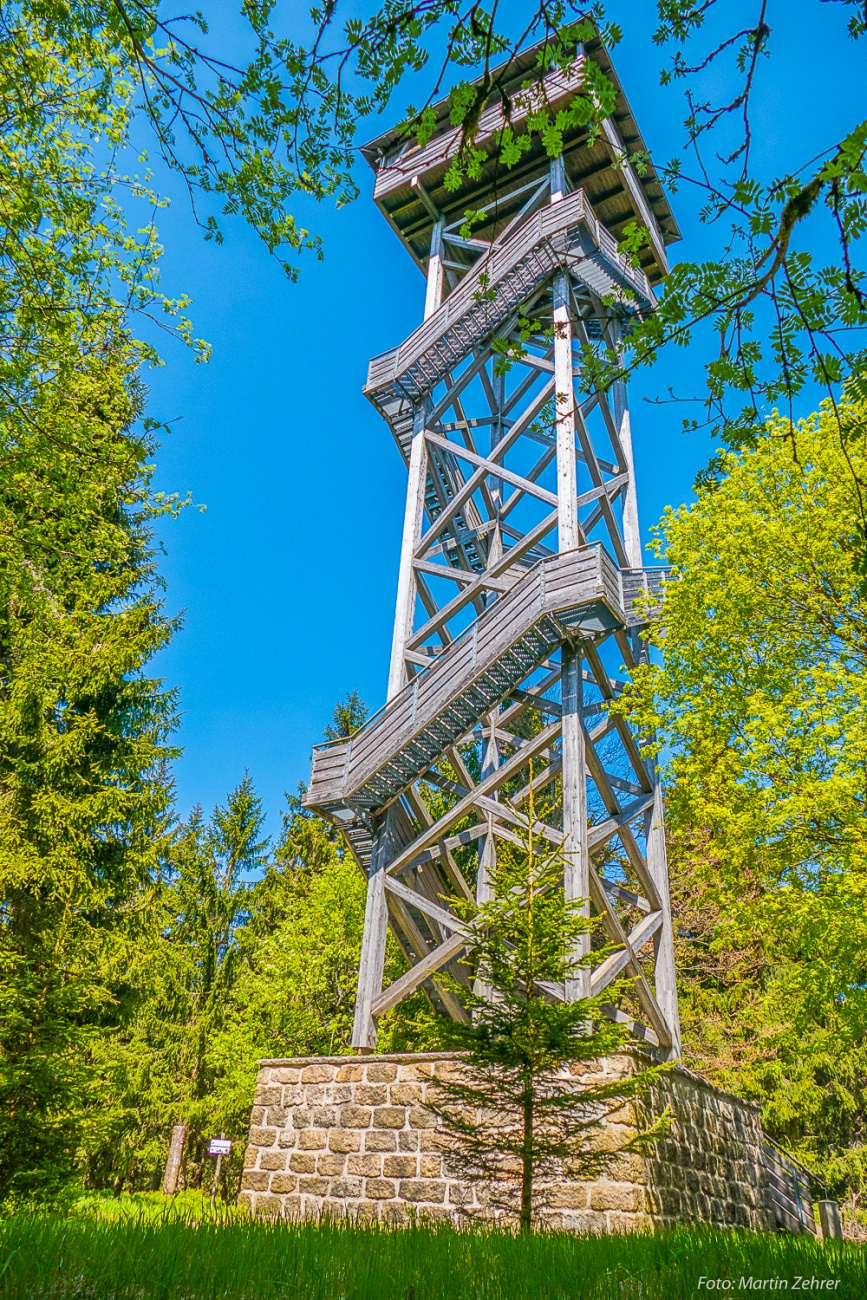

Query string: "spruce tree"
[[83, 777, 269, 1194], [427, 784, 665, 1232], [0, 336, 179, 1202]]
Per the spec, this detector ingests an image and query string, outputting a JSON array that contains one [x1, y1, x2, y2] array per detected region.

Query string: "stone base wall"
[[239, 1052, 775, 1233]]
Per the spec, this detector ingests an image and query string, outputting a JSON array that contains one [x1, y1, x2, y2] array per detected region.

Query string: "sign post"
[[208, 1134, 232, 1211]]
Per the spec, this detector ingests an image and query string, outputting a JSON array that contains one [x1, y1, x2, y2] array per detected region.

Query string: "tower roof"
[[361, 34, 679, 286]]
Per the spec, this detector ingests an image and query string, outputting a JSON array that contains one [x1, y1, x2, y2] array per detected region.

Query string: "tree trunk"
[[162, 1124, 186, 1195], [520, 1071, 534, 1233]]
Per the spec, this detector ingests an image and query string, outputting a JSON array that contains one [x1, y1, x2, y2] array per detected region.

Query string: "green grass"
[[65, 1189, 230, 1224], [0, 1208, 862, 1299]]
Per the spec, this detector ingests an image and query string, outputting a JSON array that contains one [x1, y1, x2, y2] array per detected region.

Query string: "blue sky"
[[142, 2, 865, 836]]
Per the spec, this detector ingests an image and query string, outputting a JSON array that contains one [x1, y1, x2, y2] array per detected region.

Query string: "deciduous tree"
[[622, 393, 867, 1214]]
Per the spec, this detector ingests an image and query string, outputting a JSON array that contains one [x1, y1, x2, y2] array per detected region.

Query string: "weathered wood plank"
[[372, 61, 587, 201], [384, 875, 465, 935], [371, 932, 467, 1018]]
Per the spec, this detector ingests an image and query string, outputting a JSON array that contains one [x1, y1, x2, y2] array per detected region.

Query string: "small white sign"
[[208, 1138, 232, 1156]]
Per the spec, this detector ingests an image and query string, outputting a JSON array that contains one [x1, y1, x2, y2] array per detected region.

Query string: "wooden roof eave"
[[359, 37, 680, 283]]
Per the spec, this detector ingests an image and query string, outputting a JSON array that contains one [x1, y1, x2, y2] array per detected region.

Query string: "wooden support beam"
[[583, 641, 652, 793], [508, 687, 562, 717], [646, 779, 682, 1058], [424, 214, 445, 320], [600, 118, 669, 275], [446, 745, 477, 791], [413, 558, 507, 590], [554, 270, 582, 554], [415, 376, 556, 559], [372, 932, 467, 1018], [589, 910, 663, 995], [407, 506, 558, 650], [426, 345, 503, 427], [474, 794, 563, 848], [386, 720, 563, 877], [608, 318, 642, 569], [597, 1005, 660, 1049], [475, 709, 499, 1000], [399, 821, 487, 874], [588, 863, 672, 1047], [352, 810, 395, 1050], [423, 768, 470, 799], [384, 875, 465, 935], [587, 794, 655, 849], [403, 784, 474, 903], [387, 412, 428, 701], [424, 430, 559, 508], [386, 891, 469, 1024], [562, 642, 590, 1001]]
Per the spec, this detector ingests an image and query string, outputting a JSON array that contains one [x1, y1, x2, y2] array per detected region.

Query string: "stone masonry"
[[239, 1052, 776, 1232]]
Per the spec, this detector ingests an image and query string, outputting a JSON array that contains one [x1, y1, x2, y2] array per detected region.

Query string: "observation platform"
[[365, 187, 655, 462], [360, 35, 680, 287], [305, 547, 668, 839]]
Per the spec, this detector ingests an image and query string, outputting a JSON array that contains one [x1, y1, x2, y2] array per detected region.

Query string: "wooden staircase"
[[365, 188, 655, 461], [306, 545, 625, 832]]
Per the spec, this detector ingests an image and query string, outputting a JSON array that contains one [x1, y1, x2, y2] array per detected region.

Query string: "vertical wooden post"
[[386, 206, 443, 698], [552, 159, 588, 1000], [162, 1123, 185, 1195], [488, 367, 505, 564], [646, 780, 681, 1058], [477, 713, 499, 907], [387, 409, 427, 701], [610, 321, 642, 569], [550, 153, 566, 203], [561, 644, 590, 1000], [424, 218, 445, 320], [351, 809, 394, 1050], [818, 1199, 843, 1239], [553, 269, 579, 554], [473, 711, 498, 1001]]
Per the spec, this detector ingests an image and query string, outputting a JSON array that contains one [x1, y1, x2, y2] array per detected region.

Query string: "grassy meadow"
[[0, 1199, 863, 1300]]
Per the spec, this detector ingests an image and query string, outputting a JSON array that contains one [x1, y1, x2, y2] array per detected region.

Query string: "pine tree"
[[324, 690, 369, 741]]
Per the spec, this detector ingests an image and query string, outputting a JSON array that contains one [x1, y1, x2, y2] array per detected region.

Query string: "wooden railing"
[[372, 60, 587, 200], [762, 1138, 821, 1236], [306, 545, 623, 815], [366, 188, 654, 405], [621, 566, 672, 626]]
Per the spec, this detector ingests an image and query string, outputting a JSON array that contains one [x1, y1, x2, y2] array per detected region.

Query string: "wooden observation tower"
[[305, 40, 682, 1060]]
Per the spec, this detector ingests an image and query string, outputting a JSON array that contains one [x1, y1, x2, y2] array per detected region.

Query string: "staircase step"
[[306, 547, 626, 824]]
